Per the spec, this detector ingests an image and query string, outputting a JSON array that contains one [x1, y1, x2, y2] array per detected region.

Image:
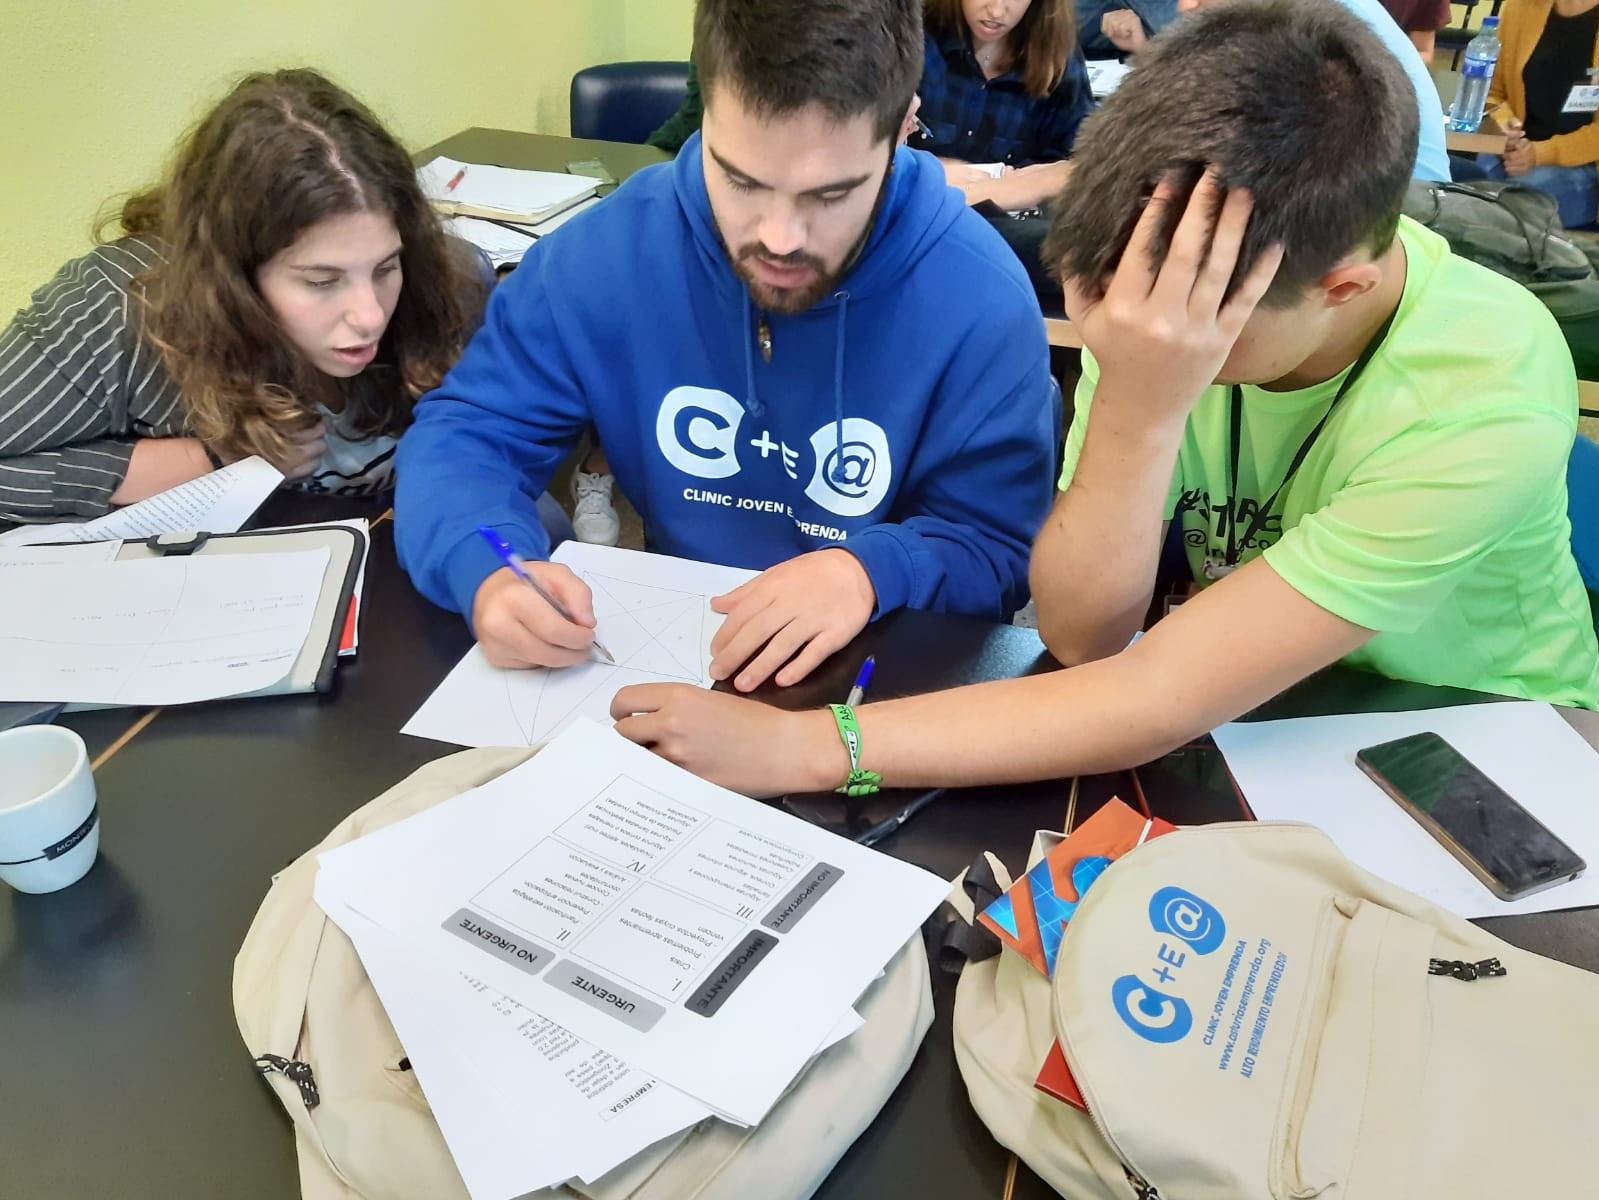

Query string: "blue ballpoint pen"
[[845, 655, 875, 707], [855, 789, 948, 847], [475, 526, 615, 663]]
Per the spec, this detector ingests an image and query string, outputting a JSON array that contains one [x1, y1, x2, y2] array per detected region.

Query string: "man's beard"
[[723, 151, 894, 316], [730, 246, 838, 315]]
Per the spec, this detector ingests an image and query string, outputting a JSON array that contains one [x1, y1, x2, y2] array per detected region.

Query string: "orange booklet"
[[1035, 1039, 1088, 1111], [978, 798, 1175, 978], [975, 798, 1177, 1114]]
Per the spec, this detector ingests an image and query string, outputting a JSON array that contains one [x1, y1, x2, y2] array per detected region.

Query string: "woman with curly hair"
[[0, 68, 487, 525]]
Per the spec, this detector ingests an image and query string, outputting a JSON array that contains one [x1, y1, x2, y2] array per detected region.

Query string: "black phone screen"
[[1356, 732, 1585, 897]]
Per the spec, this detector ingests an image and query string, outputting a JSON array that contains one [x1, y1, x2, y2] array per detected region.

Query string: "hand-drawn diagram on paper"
[[402, 545, 759, 749]]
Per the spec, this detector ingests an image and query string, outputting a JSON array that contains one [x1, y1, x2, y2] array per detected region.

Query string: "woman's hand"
[[1102, 9, 1148, 53], [1503, 130, 1536, 178], [271, 418, 329, 480]]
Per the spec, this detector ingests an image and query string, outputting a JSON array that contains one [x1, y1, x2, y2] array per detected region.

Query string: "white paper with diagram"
[[316, 720, 949, 1126], [403, 544, 758, 748]]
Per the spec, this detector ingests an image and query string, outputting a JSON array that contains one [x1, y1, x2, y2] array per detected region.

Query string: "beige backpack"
[[234, 747, 933, 1200], [949, 821, 1599, 1199]]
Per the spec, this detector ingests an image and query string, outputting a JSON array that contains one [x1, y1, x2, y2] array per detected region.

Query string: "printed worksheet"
[[318, 720, 947, 1125], [317, 881, 865, 1196], [0, 549, 327, 704], [316, 897, 708, 1199], [0, 456, 282, 547], [403, 544, 757, 748]]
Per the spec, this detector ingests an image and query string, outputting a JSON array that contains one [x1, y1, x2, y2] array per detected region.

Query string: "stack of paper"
[[446, 199, 601, 267], [0, 549, 329, 705], [1086, 59, 1133, 98], [314, 720, 949, 1198], [0, 455, 282, 548], [405, 543, 759, 749], [419, 156, 597, 225]]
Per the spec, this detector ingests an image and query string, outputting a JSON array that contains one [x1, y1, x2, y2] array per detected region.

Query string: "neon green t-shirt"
[[1061, 218, 1599, 709]]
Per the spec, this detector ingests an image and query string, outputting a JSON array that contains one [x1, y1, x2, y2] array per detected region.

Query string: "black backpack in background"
[[1404, 180, 1599, 380]]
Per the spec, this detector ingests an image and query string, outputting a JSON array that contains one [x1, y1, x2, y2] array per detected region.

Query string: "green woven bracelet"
[[828, 703, 882, 797]]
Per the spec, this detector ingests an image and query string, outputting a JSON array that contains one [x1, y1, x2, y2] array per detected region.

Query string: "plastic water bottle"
[[1448, 17, 1500, 134]]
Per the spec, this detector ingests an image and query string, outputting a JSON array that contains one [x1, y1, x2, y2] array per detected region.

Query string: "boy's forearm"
[[1030, 393, 1186, 663], [799, 561, 1373, 792]]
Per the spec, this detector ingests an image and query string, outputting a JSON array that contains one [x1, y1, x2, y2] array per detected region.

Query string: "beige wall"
[[0, 0, 694, 313]]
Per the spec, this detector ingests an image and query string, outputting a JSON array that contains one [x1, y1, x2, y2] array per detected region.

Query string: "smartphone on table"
[[1355, 732, 1585, 901]]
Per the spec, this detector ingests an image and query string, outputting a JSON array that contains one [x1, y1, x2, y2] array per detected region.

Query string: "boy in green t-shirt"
[[603, 0, 1599, 798]]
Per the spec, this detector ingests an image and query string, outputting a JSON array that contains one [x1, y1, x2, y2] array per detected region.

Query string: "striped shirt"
[[0, 237, 184, 524], [0, 234, 404, 528]]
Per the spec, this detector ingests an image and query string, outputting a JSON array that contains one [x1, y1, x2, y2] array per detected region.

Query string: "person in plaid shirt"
[[910, 0, 1093, 211]]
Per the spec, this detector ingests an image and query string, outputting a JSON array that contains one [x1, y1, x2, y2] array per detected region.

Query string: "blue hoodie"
[[396, 134, 1058, 623]]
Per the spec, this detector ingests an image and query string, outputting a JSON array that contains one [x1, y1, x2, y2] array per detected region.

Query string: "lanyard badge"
[[1208, 309, 1397, 576]]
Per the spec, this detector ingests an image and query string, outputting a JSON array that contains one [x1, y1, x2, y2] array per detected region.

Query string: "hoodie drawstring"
[[742, 290, 850, 461], [831, 291, 851, 482], [742, 292, 764, 418]]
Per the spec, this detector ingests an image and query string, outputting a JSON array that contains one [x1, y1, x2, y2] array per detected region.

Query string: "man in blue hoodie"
[[395, 0, 1058, 692]]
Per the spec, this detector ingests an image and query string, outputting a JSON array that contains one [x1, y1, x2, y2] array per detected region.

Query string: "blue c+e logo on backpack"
[[1111, 886, 1227, 1044], [1111, 975, 1192, 1044], [1149, 886, 1227, 956]]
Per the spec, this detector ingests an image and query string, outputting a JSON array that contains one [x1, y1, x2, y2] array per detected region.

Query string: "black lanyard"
[[1222, 310, 1397, 568]]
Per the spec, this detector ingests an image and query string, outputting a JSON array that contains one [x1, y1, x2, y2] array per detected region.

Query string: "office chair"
[[569, 62, 691, 145]]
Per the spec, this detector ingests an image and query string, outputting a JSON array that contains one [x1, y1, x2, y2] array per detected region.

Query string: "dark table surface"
[[4, 491, 1595, 1199]]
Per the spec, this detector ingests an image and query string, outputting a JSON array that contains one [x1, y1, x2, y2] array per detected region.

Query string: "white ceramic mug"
[[0, 726, 100, 894]]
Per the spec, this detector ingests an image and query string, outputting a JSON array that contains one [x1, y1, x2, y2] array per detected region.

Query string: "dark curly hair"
[[111, 68, 478, 463]]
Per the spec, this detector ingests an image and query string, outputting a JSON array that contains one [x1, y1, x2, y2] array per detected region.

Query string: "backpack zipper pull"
[[1125, 1167, 1162, 1199], [254, 1053, 321, 1108], [1428, 957, 1506, 981]]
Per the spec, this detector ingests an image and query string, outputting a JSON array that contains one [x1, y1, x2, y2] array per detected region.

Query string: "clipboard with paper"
[[0, 525, 362, 708]]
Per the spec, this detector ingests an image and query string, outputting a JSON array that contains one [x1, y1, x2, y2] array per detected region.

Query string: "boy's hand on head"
[[708, 548, 876, 692], [1062, 168, 1282, 425]]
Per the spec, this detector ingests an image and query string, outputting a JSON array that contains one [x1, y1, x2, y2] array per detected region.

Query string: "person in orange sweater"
[[1481, 0, 1599, 227]]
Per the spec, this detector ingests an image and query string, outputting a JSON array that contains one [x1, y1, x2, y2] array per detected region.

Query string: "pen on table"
[[845, 655, 875, 707], [445, 166, 468, 193], [855, 789, 948, 848], [474, 526, 615, 664]]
